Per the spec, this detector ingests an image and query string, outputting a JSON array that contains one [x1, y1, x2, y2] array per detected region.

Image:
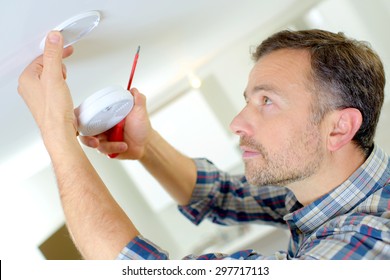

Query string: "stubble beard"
[[241, 124, 324, 187]]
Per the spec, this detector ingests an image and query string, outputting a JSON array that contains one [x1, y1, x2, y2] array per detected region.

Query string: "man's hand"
[[18, 31, 76, 140], [79, 88, 154, 160]]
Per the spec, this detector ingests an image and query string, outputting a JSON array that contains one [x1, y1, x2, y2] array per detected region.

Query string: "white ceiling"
[[0, 0, 323, 164], [2, 0, 390, 168]]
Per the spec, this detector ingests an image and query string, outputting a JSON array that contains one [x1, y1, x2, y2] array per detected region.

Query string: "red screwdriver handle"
[[106, 118, 126, 158]]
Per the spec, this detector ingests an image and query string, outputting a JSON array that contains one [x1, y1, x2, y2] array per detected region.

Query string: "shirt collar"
[[283, 145, 390, 233]]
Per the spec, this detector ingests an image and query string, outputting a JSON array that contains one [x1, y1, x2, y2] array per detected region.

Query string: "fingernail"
[[119, 143, 127, 151], [88, 139, 98, 148], [48, 32, 60, 44]]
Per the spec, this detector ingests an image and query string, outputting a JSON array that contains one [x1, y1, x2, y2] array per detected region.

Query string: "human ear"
[[327, 108, 362, 152]]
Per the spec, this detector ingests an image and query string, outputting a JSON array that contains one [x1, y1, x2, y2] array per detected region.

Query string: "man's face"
[[230, 49, 326, 187]]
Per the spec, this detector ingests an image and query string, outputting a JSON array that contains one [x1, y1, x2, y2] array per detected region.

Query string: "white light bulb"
[[188, 73, 202, 89]]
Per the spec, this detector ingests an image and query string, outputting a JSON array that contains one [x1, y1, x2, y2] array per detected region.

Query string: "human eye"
[[263, 96, 273, 105]]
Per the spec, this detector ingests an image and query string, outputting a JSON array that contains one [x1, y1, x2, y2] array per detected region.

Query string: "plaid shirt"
[[118, 145, 390, 260]]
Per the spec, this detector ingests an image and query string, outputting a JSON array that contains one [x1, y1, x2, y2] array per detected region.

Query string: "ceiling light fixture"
[[187, 72, 202, 89]]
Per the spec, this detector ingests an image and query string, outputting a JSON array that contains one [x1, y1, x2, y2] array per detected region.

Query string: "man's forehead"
[[245, 49, 314, 101], [248, 49, 312, 85]]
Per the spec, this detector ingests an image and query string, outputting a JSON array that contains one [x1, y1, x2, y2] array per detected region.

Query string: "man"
[[18, 29, 390, 259]]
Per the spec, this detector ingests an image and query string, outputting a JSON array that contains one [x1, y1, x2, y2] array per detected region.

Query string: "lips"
[[240, 146, 261, 158]]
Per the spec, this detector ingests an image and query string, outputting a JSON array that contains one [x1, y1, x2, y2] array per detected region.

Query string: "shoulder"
[[301, 212, 390, 259]]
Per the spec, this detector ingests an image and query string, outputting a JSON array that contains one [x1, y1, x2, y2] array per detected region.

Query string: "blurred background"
[[0, 0, 389, 259]]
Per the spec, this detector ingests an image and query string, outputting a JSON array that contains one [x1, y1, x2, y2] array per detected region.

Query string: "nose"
[[229, 108, 251, 137]]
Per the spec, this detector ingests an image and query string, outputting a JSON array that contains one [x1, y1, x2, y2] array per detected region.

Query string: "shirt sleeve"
[[116, 235, 169, 260], [178, 158, 290, 227], [117, 235, 291, 260]]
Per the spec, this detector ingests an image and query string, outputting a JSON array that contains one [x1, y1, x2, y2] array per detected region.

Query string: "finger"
[[63, 46, 74, 59], [60, 48, 74, 79], [96, 141, 128, 155], [79, 136, 100, 148], [42, 31, 64, 83], [130, 88, 147, 107]]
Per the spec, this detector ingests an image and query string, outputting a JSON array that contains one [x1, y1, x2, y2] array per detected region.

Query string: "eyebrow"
[[243, 85, 281, 101]]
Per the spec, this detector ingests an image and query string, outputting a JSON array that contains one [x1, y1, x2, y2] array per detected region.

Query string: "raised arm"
[[18, 31, 139, 259]]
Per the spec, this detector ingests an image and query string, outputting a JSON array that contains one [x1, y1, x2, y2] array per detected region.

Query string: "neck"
[[287, 144, 367, 206]]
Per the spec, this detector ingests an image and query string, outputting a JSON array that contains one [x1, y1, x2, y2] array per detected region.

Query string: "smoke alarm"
[[40, 11, 100, 50], [75, 85, 134, 136]]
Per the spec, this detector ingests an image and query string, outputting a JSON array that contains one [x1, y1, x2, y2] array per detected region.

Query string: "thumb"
[[131, 88, 147, 107], [42, 31, 65, 83]]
